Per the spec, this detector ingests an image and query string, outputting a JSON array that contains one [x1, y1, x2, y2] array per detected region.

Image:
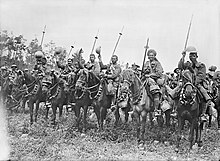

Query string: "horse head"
[[75, 69, 88, 90], [118, 69, 140, 107], [120, 69, 141, 94], [75, 68, 100, 99], [14, 70, 25, 88]]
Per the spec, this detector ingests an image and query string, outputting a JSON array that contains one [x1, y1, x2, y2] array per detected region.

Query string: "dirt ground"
[[5, 106, 220, 161]]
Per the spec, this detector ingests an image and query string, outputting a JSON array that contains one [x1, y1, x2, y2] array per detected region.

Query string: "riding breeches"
[[147, 78, 160, 95], [197, 84, 211, 102]]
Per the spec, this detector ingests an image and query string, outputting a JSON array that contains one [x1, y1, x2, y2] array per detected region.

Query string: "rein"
[[121, 75, 147, 104], [180, 82, 197, 105], [75, 75, 101, 100]]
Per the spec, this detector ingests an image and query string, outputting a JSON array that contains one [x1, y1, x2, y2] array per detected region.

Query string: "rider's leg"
[[153, 92, 161, 116], [197, 84, 212, 122]]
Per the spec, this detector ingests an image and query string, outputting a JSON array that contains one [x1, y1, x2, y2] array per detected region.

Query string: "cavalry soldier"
[[33, 51, 48, 77], [98, 54, 122, 110], [9, 64, 18, 81], [143, 49, 164, 116], [178, 46, 213, 122], [207, 66, 217, 82], [85, 53, 100, 76], [57, 58, 75, 77], [131, 63, 141, 77]]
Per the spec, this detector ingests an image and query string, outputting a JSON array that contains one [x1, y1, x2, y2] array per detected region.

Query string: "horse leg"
[[45, 104, 49, 120], [207, 113, 212, 128], [133, 111, 141, 143], [51, 103, 57, 125], [93, 104, 101, 130], [165, 109, 171, 127], [34, 100, 40, 122], [175, 117, 184, 152], [114, 106, 120, 127], [124, 107, 129, 123], [217, 109, 220, 130], [197, 120, 204, 147], [100, 106, 107, 130], [82, 105, 88, 133], [58, 103, 63, 119], [29, 100, 34, 124], [189, 119, 196, 149], [74, 104, 81, 131], [149, 112, 154, 127], [140, 111, 147, 148]]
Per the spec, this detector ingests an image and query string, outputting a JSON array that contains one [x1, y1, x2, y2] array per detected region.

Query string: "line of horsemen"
[[1, 45, 220, 125]]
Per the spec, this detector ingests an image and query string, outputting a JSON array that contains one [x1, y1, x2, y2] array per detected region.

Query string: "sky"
[[1, 0, 220, 72]]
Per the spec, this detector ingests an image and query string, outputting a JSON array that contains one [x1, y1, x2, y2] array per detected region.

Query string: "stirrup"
[[170, 111, 177, 117], [110, 104, 116, 111], [154, 110, 162, 117], [200, 114, 207, 122]]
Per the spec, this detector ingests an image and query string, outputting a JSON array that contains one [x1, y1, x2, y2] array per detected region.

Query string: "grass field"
[[5, 105, 220, 161]]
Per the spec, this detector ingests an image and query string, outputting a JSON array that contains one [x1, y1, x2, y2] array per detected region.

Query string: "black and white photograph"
[[0, 0, 220, 160]]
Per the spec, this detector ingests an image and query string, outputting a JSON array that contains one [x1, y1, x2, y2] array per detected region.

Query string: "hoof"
[[192, 143, 198, 150], [217, 129, 220, 134], [138, 143, 145, 150], [197, 141, 203, 147], [174, 148, 179, 153]]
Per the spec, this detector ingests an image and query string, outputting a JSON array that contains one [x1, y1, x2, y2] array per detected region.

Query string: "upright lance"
[[112, 26, 124, 56], [66, 43, 75, 61], [184, 14, 193, 50], [91, 29, 99, 54], [40, 25, 46, 47], [141, 38, 149, 77]]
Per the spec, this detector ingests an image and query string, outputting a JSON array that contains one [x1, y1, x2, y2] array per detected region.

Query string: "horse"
[[119, 69, 154, 148], [175, 69, 204, 151], [45, 71, 67, 125], [15, 71, 47, 124], [208, 71, 220, 130], [0, 73, 14, 102], [74, 69, 101, 132]]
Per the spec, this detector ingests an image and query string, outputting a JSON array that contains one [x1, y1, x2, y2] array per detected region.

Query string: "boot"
[[200, 100, 210, 122], [110, 96, 116, 112], [153, 93, 161, 117]]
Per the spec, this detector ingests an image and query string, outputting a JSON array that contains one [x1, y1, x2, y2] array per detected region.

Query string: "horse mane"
[[122, 69, 142, 85], [88, 70, 100, 87], [182, 69, 194, 84]]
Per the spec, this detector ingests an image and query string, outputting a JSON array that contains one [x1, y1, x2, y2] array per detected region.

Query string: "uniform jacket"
[[57, 61, 75, 74], [99, 61, 121, 81], [86, 61, 100, 76], [143, 60, 164, 79], [178, 57, 206, 84]]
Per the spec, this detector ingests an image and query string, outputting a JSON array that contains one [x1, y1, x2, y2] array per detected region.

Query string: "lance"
[[40, 25, 46, 47], [65, 44, 75, 61], [112, 26, 124, 56], [91, 29, 99, 54], [141, 38, 149, 77], [184, 14, 193, 50]]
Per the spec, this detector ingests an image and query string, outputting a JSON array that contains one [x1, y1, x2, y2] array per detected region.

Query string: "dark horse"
[[175, 70, 204, 151], [15, 71, 47, 124], [1, 74, 13, 104], [46, 71, 67, 125], [119, 69, 153, 148], [208, 71, 220, 131], [74, 69, 101, 132]]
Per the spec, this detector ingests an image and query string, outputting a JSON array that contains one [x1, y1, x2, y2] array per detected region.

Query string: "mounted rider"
[[85, 48, 101, 76], [9, 64, 18, 81], [142, 49, 164, 116], [98, 50, 122, 110], [33, 51, 49, 78], [178, 46, 214, 122], [131, 63, 141, 78]]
